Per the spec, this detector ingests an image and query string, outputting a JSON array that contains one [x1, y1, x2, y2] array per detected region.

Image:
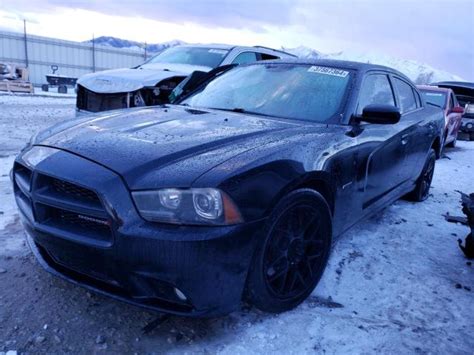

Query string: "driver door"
[[355, 73, 408, 209]]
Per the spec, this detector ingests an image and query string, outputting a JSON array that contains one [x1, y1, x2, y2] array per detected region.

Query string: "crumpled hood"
[[36, 106, 303, 189], [77, 63, 211, 94]]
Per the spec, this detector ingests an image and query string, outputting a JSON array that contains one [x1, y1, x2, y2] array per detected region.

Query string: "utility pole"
[[92, 33, 96, 72], [23, 19, 29, 68]]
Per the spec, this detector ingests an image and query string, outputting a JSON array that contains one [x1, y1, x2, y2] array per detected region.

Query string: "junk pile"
[[0, 62, 34, 93], [445, 191, 474, 259]]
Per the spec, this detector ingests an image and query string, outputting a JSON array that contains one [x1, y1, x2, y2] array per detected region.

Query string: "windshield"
[[146, 47, 229, 68], [181, 64, 351, 123], [421, 90, 447, 108]]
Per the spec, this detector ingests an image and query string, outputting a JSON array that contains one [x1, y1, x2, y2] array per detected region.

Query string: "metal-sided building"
[[0, 30, 146, 85]]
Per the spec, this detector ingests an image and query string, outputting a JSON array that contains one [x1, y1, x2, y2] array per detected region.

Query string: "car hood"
[[36, 106, 305, 189], [77, 63, 211, 94]]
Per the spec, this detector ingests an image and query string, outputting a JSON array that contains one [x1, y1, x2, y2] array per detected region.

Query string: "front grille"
[[13, 163, 113, 246], [77, 85, 128, 112]]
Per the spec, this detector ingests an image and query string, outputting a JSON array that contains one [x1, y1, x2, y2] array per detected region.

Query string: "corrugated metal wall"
[[0, 30, 146, 85]]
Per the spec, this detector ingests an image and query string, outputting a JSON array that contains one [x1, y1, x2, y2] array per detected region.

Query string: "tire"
[[406, 149, 436, 202], [245, 188, 332, 313]]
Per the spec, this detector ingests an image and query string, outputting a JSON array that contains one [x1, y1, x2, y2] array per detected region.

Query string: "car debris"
[[444, 191, 474, 259]]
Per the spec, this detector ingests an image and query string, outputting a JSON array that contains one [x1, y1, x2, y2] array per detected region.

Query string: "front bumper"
[[13, 147, 263, 317]]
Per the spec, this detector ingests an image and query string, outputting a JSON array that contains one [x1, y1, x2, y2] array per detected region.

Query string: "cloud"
[[4, 0, 296, 32], [2, 0, 473, 79]]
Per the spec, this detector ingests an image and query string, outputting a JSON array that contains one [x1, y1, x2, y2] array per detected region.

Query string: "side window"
[[357, 74, 395, 114], [259, 53, 279, 61], [231, 52, 258, 65], [393, 78, 417, 113]]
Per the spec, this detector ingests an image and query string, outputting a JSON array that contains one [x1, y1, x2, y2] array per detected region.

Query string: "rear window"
[[421, 91, 447, 108]]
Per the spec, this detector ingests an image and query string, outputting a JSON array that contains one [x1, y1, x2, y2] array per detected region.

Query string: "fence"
[[0, 30, 147, 85]]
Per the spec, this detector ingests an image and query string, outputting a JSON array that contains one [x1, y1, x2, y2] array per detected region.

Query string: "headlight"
[[132, 188, 243, 225]]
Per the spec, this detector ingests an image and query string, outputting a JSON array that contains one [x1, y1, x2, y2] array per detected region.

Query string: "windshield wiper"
[[207, 107, 281, 119]]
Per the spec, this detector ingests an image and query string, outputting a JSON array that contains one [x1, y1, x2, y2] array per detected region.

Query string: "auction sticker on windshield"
[[308, 66, 349, 78]]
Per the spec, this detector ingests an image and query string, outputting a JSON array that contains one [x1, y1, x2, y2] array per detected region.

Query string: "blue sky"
[[1, 0, 473, 80]]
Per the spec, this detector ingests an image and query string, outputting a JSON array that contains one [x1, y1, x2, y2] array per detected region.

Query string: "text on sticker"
[[308, 66, 349, 78]]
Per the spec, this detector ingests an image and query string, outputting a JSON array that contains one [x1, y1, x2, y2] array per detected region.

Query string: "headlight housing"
[[132, 188, 243, 225]]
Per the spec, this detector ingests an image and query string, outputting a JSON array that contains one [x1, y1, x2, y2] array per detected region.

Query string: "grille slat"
[[50, 177, 101, 204], [13, 163, 34, 220], [40, 205, 111, 242]]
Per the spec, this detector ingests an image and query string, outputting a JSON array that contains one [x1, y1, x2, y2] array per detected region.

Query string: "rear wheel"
[[245, 189, 332, 313], [406, 149, 436, 202]]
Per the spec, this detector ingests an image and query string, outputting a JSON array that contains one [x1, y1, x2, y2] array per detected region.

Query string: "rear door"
[[390, 76, 426, 182]]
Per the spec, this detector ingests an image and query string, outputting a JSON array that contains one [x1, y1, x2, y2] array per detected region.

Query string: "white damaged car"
[[76, 44, 296, 113]]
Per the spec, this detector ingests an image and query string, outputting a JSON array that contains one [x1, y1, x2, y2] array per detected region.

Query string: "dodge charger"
[[13, 60, 444, 316]]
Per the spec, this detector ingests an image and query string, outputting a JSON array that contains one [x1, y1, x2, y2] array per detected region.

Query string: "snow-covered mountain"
[[283, 46, 464, 84], [84, 36, 186, 54], [84, 37, 463, 84]]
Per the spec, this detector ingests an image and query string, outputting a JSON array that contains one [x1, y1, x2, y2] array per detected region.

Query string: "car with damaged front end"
[[75, 44, 295, 114], [13, 60, 444, 317]]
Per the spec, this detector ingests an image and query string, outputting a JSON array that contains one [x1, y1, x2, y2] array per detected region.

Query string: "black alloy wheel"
[[245, 189, 332, 313], [406, 148, 436, 202]]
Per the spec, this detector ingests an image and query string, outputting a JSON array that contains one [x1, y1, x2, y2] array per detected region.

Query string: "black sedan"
[[12, 60, 445, 317]]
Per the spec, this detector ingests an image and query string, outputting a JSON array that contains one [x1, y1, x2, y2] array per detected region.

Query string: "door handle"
[[401, 134, 409, 145]]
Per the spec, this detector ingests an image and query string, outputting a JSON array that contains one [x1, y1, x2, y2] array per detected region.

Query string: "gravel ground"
[[0, 92, 473, 354]]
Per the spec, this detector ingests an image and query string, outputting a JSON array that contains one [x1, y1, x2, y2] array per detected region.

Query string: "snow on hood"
[[77, 62, 212, 94]]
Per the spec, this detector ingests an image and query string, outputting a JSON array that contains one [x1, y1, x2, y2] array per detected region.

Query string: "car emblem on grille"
[[77, 214, 110, 226]]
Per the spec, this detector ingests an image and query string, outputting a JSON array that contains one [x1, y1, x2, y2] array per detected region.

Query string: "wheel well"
[[431, 137, 442, 158], [293, 179, 335, 216]]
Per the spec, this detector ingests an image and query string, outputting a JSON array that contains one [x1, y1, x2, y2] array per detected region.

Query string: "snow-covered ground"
[[0, 94, 472, 354]]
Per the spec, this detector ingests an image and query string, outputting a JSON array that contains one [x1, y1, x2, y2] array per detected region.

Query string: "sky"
[[1, 0, 473, 80]]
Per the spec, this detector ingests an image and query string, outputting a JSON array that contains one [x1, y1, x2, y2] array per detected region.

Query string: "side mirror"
[[451, 106, 464, 114], [358, 104, 401, 124]]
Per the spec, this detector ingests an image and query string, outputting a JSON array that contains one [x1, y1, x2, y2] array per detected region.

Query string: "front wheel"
[[245, 189, 332, 313], [405, 149, 436, 202]]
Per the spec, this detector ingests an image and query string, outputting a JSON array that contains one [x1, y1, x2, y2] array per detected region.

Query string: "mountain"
[[84, 36, 186, 54], [283, 46, 464, 84], [84, 37, 464, 84]]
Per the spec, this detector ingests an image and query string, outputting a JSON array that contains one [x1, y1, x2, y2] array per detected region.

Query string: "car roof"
[[431, 81, 474, 90], [417, 85, 451, 93], [176, 44, 295, 57], [244, 58, 413, 81]]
